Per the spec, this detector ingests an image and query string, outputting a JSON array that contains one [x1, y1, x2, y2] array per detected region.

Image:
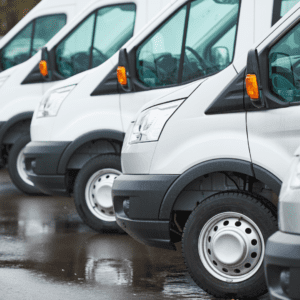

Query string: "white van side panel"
[[149, 66, 251, 175]]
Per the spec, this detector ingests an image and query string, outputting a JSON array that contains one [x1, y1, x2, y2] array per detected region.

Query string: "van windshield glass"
[[280, 0, 300, 17], [136, 0, 240, 88]]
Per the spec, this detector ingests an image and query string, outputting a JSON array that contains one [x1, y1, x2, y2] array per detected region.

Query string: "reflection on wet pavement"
[[0, 170, 270, 300]]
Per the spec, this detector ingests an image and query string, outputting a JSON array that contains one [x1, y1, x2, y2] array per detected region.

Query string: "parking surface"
[[0, 170, 270, 300]]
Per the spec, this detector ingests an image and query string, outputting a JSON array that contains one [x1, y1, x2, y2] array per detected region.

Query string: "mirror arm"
[[118, 49, 133, 92], [246, 49, 265, 109]]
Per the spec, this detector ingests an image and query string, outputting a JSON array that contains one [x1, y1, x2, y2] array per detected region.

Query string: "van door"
[[247, 1, 300, 181]]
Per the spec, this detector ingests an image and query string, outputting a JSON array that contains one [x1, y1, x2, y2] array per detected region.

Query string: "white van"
[[0, 0, 90, 72], [0, 0, 171, 194], [24, 0, 295, 233], [112, 1, 300, 298]]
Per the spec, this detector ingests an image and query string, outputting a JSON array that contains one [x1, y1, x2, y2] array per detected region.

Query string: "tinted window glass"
[[280, 0, 300, 16], [92, 4, 136, 68], [136, 6, 187, 87], [182, 0, 239, 82], [56, 13, 95, 78], [56, 4, 136, 78], [136, 0, 240, 88], [1, 22, 33, 70], [32, 14, 66, 56], [269, 23, 300, 102]]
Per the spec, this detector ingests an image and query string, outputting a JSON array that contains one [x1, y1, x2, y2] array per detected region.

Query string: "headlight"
[[129, 99, 184, 144], [289, 156, 300, 189], [37, 85, 76, 118], [0, 76, 9, 88]]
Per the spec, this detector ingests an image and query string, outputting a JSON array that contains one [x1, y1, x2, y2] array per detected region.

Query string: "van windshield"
[[136, 0, 240, 88]]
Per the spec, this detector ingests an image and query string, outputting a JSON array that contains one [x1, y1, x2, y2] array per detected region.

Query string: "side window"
[[92, 4, 136, 68], [136, 0, 240, 89], [182, 1, 239, 82], [32, 15, 66, 56], [280, 0, 300, 17], [269, 23, 300, 103], [136, 6, 187, 87], [1, 14, 66, 71], [1, 22, 33, 70], [56, 13, 95, 78], [56, 4, 136, 78]]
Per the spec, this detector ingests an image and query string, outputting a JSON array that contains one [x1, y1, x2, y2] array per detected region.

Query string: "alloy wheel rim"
[[198, 212, 264, 283], [17, 147, 34, 186], [85, 168, 121, 222]]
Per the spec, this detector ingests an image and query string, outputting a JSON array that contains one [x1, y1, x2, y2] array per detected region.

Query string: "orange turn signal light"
[[117, 66, 127, 86], [39, 60, 48, 77], [245, 74, 259, 100]]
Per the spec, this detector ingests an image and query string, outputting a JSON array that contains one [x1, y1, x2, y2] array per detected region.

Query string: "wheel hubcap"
[[85, 168, 121, 222], [199, 212, 264, 282], [17, 147, 34, 186]]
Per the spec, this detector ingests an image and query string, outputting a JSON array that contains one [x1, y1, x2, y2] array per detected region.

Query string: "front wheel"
[[74, 154, 123, 233], [8, 135, 40, 195], [182, 192, 277, 299]]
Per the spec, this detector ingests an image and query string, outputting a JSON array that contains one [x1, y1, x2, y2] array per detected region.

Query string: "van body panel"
[[149, 66, 251, 174]]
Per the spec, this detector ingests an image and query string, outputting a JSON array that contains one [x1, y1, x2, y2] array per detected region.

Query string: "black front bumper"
[[265, 231, 300, 300], [24, 141, 70, 196], [112, 174, 178, 250]]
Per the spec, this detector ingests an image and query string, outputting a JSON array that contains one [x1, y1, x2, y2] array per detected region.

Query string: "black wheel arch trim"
[[57, 129, 125, 174], [158, 158, 281, 220], [0, 112, 33, 149]]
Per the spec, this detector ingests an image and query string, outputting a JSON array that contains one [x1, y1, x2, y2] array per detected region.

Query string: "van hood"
[[138, 78, 207, 114], [47, 69, 92, 93], [0, 64, 19, 79]]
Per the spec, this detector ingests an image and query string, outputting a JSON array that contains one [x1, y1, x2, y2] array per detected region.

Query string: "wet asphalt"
[[0, 169, 270, 300]]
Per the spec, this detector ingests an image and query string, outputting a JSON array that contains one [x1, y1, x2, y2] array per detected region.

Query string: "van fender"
[[158, 158, 281, 220], [57, 129, 125, 174], [0, 112, 33, 146]]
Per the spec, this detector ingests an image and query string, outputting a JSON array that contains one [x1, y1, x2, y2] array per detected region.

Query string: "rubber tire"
[[74, 154, 124, 233], [182, 192, 277, 299], [8, 135, 40, 195]]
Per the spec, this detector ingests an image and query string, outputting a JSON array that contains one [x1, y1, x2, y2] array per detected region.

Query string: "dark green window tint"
[[1, 14, 66, 71], [1, 22, 33, 70], [32, 15, 66, 56], [136, 6, 187, 87], [55, 4, 136, 78], [136, 0, 240, 89], [280, 0, 300, 17], [269, 23, 300, 102], [92, 5, 136, 68]]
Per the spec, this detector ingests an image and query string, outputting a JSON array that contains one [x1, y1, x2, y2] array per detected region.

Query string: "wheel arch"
[[0, 112, 33, 145], [57, 129, 125, 174], [0, 112, 34, 164], [159, 159, 282, 220]]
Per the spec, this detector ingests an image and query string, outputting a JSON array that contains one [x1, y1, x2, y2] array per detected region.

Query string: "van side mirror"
[[117, 48, 132, 92], [39, 47, 51, 80], [246, 49, 265, 108]]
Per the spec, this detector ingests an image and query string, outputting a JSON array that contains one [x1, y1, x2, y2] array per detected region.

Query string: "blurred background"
[[0, 0, 41, 39]]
